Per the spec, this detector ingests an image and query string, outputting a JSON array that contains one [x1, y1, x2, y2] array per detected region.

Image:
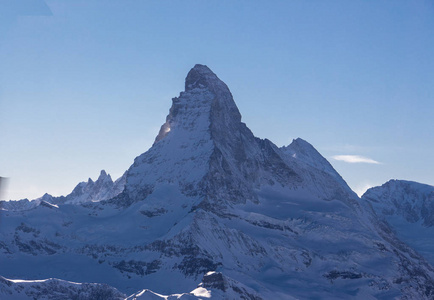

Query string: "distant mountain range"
[[1, 65, 433, 299]]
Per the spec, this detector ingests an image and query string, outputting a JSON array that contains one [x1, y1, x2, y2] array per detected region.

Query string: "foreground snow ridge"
[[126, 272, 264, 300], [0, 276, 125, 299], [1, 64, 434, 299]]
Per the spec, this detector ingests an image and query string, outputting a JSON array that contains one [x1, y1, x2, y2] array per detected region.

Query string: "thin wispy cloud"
[[332, 155, 381, 164]]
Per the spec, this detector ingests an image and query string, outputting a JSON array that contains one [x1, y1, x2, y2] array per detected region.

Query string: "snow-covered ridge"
[[126, 272, 265, 300], [0, 170, 126, 211], [362, 179, 434, 265], [0, 272, 264, 300], [281, 138, 349, 187], [64, 170, 126, 204], [363, 179, 434, 226], [0, 276, 125, 299]]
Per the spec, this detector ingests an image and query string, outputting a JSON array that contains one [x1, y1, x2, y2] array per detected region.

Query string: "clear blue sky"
[[1, 0, 433, 200]]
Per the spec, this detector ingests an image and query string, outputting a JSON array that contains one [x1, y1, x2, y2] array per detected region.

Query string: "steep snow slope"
[[363, 180, 434, 264], [1, 65, 434, 299]]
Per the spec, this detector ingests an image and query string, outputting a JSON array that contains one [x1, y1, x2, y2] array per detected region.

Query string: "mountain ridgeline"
[[1, 65, 434, 299]]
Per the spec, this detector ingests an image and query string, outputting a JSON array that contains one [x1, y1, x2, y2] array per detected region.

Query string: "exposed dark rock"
[[113, 260, 161, 276], [140, 208, 168, 217], [325, 270, 363, 281]]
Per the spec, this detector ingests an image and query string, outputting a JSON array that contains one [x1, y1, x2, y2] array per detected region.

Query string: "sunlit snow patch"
[[190, 287, 211, 298]]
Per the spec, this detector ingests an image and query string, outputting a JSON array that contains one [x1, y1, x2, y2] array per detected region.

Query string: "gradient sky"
[[1, 0, 433, 200]]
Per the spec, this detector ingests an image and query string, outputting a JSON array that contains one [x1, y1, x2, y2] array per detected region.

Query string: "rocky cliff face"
[[1, 65, 434, 299]]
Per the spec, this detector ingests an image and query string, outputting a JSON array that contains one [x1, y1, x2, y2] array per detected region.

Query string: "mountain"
[[0, 170, 126, 211], [60, 170, 127, 205], [1, 65, 434, 299], [362, 180, 434, 264]]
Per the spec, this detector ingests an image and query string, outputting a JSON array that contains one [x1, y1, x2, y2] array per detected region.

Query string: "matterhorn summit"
[[123, 64, 269, 208], [1, 65, 434, 299]]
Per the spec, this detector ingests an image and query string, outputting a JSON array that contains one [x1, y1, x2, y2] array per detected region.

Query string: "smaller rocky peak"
[[96, 170, 113, 183], [291, 137, 312, 148], [284, 138, 317, 156], [369, 180, 429, 193], [282, 138, 334, 173], [281, 137, 356, 198], [364, 180, 434, 200], [363, 180, 434, 227], [40, 193, 53, 202]]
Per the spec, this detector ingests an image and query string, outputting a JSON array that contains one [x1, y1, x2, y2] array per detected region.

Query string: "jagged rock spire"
[[185, 64, 220, 91], [154, 64, 241, 145]]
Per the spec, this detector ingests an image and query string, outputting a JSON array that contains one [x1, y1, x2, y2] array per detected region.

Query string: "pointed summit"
[[185, 64, 219, 91], [184, 64, 234, 102], [125, 65, 358, 208], [282, 138, 336, 174], [153, 64, 241, 145], [124, 64, 299, 206], [96, 170, 112, 183]]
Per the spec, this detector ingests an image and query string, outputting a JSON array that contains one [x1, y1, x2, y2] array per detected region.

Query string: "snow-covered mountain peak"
[[122, 65, 360, 208], [363, 179, 434, 204], [185, 64, 226, 92], [282, 138, 331, 171], [125, 64, 256, 205], [362, 179, 434, 265], [282, 138, 346, 182], [63, 170, 121, 204], [363, 179, 434, 226], [154, 64, 240, 145]]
